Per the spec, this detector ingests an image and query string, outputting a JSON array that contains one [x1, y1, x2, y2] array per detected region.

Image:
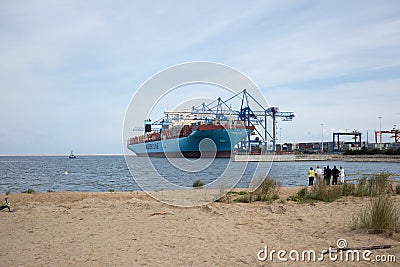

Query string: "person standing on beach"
[[308, 167, 315, 186], [332, 166, 340, 185], [339, 166, 345, 183], [315, 166, 323, 185], [325, 166, 332, 185]]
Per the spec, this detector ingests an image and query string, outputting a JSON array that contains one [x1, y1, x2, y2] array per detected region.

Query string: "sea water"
[[0, 155, 399, 193]]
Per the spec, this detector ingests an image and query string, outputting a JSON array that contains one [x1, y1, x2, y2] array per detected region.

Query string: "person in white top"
[[315, 166, 323, 185], [339, 166, 345, 183]]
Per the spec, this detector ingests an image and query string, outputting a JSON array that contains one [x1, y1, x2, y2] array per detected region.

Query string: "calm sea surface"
[[1, 155, 399, 193]]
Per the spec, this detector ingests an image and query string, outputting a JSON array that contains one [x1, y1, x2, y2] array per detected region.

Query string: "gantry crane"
[[332, 130, 362, 151], [375, 128, 400, 143]]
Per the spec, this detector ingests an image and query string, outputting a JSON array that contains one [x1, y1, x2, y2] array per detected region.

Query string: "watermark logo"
[[257, 238, 397, 263], [336, 238, 348, 249], [122, 62, 273, 207]]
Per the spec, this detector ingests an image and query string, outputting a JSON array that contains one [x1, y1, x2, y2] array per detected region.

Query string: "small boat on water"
[[69, 151, 77, 159]]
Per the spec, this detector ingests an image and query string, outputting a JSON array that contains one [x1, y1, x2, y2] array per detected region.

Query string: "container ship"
[[127, 110, 254, 158]]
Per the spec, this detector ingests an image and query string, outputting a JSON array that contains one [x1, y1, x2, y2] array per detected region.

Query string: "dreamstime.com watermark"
[[257, 239, 397, 263]]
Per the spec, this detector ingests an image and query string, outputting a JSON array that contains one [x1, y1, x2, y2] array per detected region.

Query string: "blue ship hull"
[[128, 127, 252, 158]]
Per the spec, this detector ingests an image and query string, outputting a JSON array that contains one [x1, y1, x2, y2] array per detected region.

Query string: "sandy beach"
[[1, 188, 399, 266]]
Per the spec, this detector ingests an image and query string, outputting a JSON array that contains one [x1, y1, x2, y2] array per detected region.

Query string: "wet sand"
[[1, 188, 399, 266]]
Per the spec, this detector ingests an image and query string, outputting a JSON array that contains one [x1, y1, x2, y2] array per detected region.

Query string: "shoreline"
[[1, 188, 399, 266]]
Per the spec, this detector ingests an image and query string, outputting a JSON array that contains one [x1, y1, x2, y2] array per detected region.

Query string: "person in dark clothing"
[[331, 166, 340, 185], [324, 166, 332, 185]]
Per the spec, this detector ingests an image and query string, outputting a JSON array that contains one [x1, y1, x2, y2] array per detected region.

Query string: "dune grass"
[[232, 176, 281, 203], [353, 174, 391, 197], [287, 185, 342, 203], [351, 194, 400, 234], [288, 173, 393, 203]]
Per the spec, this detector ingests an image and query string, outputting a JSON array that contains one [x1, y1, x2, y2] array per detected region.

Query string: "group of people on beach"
[[308, 165, 345, 186]]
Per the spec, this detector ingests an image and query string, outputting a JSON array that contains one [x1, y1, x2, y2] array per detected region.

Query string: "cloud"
[[1, 1, 400, 153], [221, 2, 400, 87]]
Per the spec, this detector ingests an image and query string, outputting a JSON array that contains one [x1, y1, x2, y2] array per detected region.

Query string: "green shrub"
[[342, 182, 356, 196], [252, 176, 281, 202], [216, 185, 233, 203], [288, 185, 341, 203], [297, 187, 308, 199], [192, 180, 204, 188], [272, 193, 280, 201], [287, 187, 315, 203], [352, 194, 400, 233], [306, 190, 318, 201], [370, 173, 391, 195], [287, 187, 308, 202], [223, 177, 281, 203], [354, 177, 368, 197], [353, 174, 390, 197], [5, 190, 11, 195], [311, 185, 342, 202], [109, 189, 115, 192], [396, 185, 400, 194], [22, 189, 35, 194], [234, 194, 252, 203]]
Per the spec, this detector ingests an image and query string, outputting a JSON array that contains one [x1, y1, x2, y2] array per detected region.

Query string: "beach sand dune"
[[1, 189, 399, 266]]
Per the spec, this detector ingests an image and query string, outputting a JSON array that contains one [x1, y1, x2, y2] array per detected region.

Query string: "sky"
[[1, 1, 400, 155]]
